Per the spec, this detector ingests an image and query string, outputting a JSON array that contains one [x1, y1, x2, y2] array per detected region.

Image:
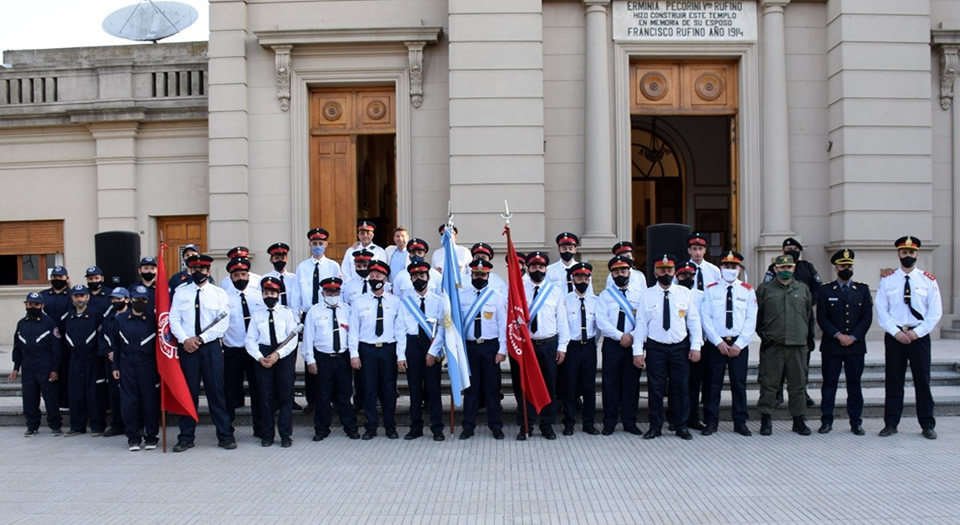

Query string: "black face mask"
[[232, 279, 248, 291], [784, 250, 801, 261], [677, 277, 695, 289], [26, 307, 42, 318], [529, 270, 546, 283], [130, 302, 146, 315], [412, 278, 429, 292], [837, 269, 854, 281], [560, 252, 575, 262], [369, 279, 385, 292], [112, 301, 128, 312], [900, 256, 917, 268], [140, 272, 156, 283], [263, 297, 279, 309], [657, 274, 673, 286], [51, 279, 67, 291], [191, 271, 207, 285], [574, 282, 589, 294], [88, 281, 103, 293], [272, 260, 287, 272], [356, 268, 369, 279], [472, 277, 488, 290], [613, 275, 629, 288]]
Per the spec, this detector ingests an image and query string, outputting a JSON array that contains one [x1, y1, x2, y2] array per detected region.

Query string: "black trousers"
[[601, 338, 641, 430], [563, 339, 597, 428], [405, 334, 443, 435], [104, 356, 124, 432], [515, 336, 558, 429], [821, 352, 864, 426], [254, 349, 296, 441], [119, 353, 159, 442], [687, 351, 709, 424], [463, 339, 503, 432], [300, 312, 319, 407], [223, 346, 262, 436], [178, 341, 233, 444], [68, 354, 105, 433], [314, 351, 358, 434], [359, 342, 399, 433], [646, 339, 691, 432], [21, 361, 61, 431], [883, 334, 935, 430], [703, 341, 749, 426]]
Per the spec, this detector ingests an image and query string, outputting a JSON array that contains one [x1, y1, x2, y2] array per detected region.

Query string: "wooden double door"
[[309, 87, 397, 263]]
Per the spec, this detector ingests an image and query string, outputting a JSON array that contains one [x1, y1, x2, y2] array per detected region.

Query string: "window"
[[0, 220, 63, 285]]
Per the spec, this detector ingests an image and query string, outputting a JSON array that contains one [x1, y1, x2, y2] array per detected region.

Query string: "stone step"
[[941, 328, 960, 340]]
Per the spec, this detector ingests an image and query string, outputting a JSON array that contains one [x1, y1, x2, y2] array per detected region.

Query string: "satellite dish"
[[102, 1, 198, 43]]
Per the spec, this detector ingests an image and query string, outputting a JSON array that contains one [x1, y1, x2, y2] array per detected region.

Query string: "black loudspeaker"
[[95, 231, 141, 289], [645, 223, 692, 287]]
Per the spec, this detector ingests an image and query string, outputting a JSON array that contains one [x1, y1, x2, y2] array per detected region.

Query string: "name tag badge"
[[828, 297, 839, 302]]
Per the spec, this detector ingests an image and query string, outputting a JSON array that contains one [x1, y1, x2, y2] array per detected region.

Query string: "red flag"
[[155, 244, 198, 421], [503, 225, 551, 413]]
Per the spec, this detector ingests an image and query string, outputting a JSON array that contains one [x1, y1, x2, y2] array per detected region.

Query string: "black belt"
[[223, 345, 245, 351], [532, 335, 558, 346], [314, 349, 348, 358], [467, 338, 497, 345], [360, 341, 396, 349], [573, 338, 595, 345]]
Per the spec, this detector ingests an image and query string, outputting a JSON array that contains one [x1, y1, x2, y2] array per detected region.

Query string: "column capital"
[[760, 0, 790, 11], [933, 31, 960, 110]]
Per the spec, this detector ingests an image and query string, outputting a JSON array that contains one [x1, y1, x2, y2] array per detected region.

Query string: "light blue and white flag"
[[441, 227, 470, 406]]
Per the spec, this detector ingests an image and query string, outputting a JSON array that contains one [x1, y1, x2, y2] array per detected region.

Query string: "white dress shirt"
[[431, 244, 472, 276], [220, 273, 261, 294], [547, 259, 594, 294], [458, 286, 508, 355], [340, 242, 386, 282], [244, 305, 299, 360], [295, 256, 341, 312], [524, 279, 570, 353], [596, 286, 644, 341], [385, 245, 411, 284], [690, 259, 721, 291], [701, 279, 758, 349], [397, 291, 448, 359], [487, 272, 508, 296], [392, 268, 443, 300], [605, 268, 648, 295], [565, 290, 599, 342], [263, 269, 301, 314], [302, 302, 353, 362], [632, 284, 704, 355], [875, 267, 943, 338], [169, 281, 231, 344], [347, 291, 406, 361], [223, 285, 265, 348]]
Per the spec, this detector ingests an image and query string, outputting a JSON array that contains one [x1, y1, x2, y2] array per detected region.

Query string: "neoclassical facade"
[[1, 0, 959, 342]]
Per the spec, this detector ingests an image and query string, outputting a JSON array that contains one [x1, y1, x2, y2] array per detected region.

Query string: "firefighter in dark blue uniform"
[[63, 285, 107, 436], [168, 244, 199, 298], [9, 292, 63, 437], [110, 285, 161, 451], [85, 265, 113, 434], [816, 249, 873, 435], [44, 265, 72, 408], [100, 287, 130, 437], [131, 257, 159, 315], [85, 266, 113, 316]]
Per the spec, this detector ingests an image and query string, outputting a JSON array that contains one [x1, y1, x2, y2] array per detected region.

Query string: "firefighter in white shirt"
[[562, 262, 600, 436]]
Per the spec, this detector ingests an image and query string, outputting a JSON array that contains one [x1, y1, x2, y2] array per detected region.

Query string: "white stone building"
[[1, 0, 959, 342]]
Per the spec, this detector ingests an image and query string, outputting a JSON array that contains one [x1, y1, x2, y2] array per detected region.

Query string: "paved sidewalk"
[[2, 417, 959, 524]]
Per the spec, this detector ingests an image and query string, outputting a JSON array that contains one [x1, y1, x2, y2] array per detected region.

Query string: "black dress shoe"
[[667, 423, 676, 432], [922, 428, 938, 440], [459, 430, 474, 440], [760, 414, 772, 436], [386, 430, 399, 439], [347, 431, 361, 440], [362, 431, 376, 440], [433, 433, 446, 442], [516, 431, 527, 441], [851, 424, 865, 436], [218, 440, 238, 450], [623, 425, 643, 436], [643, 429, 661, 440], [583, 426, 600, 435], [492, 429, 505, 440], [313, 434, 325, 442], [281, 437, 293, 448], [818, 423, 832, 434], [404, 429, 423, 440], [733, 424, 752, 436], [687, 420, 705, 431], [601, 427, 614, 436], [101, 427, 123, 438], [261, 439, 274, 447], [172, 441, 194, 453], [878, 426, 898, 437], [562, 425, 575, 436], [701, 426, 717, 436], [676, 429, 693, 440], [542, 427, 557, 440]]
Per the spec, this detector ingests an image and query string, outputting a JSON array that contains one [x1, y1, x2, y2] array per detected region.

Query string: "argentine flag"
[[441, 227, 471, 406]]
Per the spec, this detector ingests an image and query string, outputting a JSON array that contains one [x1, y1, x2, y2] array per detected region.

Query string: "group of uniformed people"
[[10, 221, 944, 450]]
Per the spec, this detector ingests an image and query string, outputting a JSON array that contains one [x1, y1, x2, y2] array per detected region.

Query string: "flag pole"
[[159, 238, 168, 453], [447, 202, 456, 436], [502, 201, 528, 437]]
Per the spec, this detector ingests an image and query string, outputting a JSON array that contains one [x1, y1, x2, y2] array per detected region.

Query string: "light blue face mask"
[[311, 244, 326, 257]]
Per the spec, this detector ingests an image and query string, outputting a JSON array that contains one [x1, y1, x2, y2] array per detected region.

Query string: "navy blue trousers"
[[646, 339, 691, 432], [703, 342, 750, 426], [254, 349, 295, 441], [463, 339, 503, 432], [119, 353, 159, 442], [314, 351, 358, 435], [820, 352, 864, 426], [884, 334, 934, 430], [68, 354, 105, 433], [601, 338, 641, 430], [563, 339, 597, 428], [405, 334, 443, 435], [178, 341, 233, 443], [223, 346, 262, 437], [21, 362, 61, 431], [359, 342, 399, 433]]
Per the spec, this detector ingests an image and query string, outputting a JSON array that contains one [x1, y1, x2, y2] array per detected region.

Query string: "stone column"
[[935, 38, 960, 313], [759, 0, 792, 243], [582, 0, 616, 250], [89, 122, 140, 233]]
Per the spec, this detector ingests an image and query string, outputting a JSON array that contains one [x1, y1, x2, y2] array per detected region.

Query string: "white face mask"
[[721, 268, 740, 283], [323, 295, 340, 307]]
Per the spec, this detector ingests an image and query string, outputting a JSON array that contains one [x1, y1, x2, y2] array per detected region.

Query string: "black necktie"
[[696, 268, 704, 291], [662, 290, 671, 331], [566, 269, 573, 293], [375, 296, 384, 337], [332, 307, 341, 352], [240, 292, 251, 330], [579, 297, 587, 343], [530, 286, 540, 333], [616, 290, 626, 332], [279, 278, 288, 306], [312, 262, 320, 305], [268, 310, 278, 348], [474, 291, 482, 339], [725, 285, 734, 329], [904, 275, 924, 321], [194, 288, 202, 336], [362, 280, 368, 294], [419, 297, 428, 339]]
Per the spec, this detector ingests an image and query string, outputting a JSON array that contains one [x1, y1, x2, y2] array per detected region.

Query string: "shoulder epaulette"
[[923, 271, 936, 281], [880, 270, 895, 279], [707, 282, 719, 288], [741, 282, 752, 290]]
